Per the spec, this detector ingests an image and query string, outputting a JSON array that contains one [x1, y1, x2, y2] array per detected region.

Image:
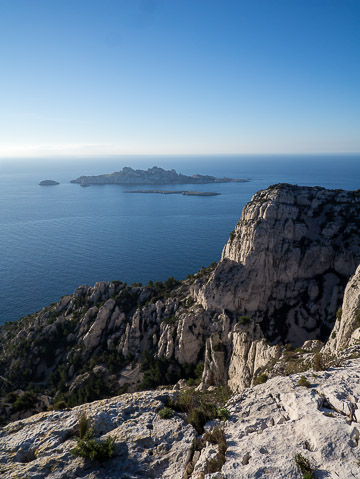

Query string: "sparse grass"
[[203, 426, 227, 474], [284, 358, 311, 376], [78, 410, 91, 439], [294, 453, 315, 479]]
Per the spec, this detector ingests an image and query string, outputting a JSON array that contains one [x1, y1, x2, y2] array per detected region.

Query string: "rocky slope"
[[0, 184, 359, 422], [70, 166, 248, 185], [2, 357, 360, 478]]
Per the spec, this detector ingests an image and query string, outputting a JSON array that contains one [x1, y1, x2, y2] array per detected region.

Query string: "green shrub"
[[313, 352, 324, 372], [293, 348, 306, 354], [158, 407, 174, 419], [169, 388, 229, 434], [294, 453, 315, 479], [217, 407, 230, 421], [203, 426, 227, 453], [297, 375, 311, 388], [13, 391, 37, 412], [54, 400, 67, 410], [254, 373, 268, 385], [336, 307, 342, 321], [185, 297, 195, 307], [78, 410, 91, 439], [163, 315, 177, 325], [71, 435, 115, 463], [237, 315, 251, 325], [203, 426, 227, 473], [5, 392, 18, 403], [188, 408, 211, 434], [71, 411, 114, 463]]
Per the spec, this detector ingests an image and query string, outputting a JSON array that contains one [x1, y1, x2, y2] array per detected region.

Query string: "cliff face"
[[1, 184, 359, 422], [195, 184, 360, 344], [324, 264, 360, 353]]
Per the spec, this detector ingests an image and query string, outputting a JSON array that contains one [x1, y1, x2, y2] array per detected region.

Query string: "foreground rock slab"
[[223, 358, 360, 479], [0, 390, 195, 479], [2, 359, 360, 478]]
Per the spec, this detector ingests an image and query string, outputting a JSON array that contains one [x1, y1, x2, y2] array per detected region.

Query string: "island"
[[39, 180, 59, 186], [70, 166, 249, 185], [124, 190, 220, 196]]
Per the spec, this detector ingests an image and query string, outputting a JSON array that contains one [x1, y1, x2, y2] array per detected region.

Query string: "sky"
[[0, 0, 359, 158]]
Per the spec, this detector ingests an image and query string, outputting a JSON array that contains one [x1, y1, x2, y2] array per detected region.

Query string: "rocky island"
[[124, 189, 221, 196], [39, 180, 59, 186], [70, 166, 249, 185], [1, 184, 360, 478]]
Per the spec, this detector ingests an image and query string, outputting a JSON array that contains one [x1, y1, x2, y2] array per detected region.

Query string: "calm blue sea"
[[0, 155, 359, 324]]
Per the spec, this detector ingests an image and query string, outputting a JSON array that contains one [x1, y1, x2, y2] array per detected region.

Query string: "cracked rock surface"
[[3, 360, 360, 478], [223, 359, 360, 478]]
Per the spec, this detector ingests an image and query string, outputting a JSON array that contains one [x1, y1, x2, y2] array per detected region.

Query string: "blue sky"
[[0, 0, 359, 157]]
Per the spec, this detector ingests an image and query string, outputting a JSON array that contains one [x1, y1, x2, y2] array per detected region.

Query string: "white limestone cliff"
[[325, 264, 360, 353], [194, 185, 360, 345]]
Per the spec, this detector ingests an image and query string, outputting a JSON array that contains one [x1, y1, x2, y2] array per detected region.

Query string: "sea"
[[0, 154, 359, 325]]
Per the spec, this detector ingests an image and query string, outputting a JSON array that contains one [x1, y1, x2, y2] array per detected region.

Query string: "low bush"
[[71, 435, 115, 463], [237, 315, 251, 325], [297, 375, 311, 388], [78, 410, 91, 439], [169, 388, 230, 434], [13, 391, 37, 412], [158, 407, 174, 419], [254, 373, 268, 385], [313, 352, 324, 371], [71, 411, 114, 463], [217, 407, 230, 421], [203, 426, 227, 473], [294, 453, 315, 479]]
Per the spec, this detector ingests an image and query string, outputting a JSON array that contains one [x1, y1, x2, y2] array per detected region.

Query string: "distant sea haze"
[[0, 154, 359, 324]]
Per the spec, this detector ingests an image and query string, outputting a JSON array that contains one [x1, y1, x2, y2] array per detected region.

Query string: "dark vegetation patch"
[[71, 411, 115, 463], [139, 351, 204, 390], [167, 386, 231, 434]]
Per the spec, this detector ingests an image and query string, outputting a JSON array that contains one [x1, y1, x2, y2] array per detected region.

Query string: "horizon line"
[[1, 151, 359, 160]]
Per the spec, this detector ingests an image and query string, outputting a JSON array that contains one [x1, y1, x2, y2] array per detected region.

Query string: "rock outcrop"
[[324, 264, 360, 353], [70, 166, 248, 185], [2, 359, 360, 478], [0, 390, 196, 479], [195, 184, 360, 345], [222, 357, 360, 479]]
